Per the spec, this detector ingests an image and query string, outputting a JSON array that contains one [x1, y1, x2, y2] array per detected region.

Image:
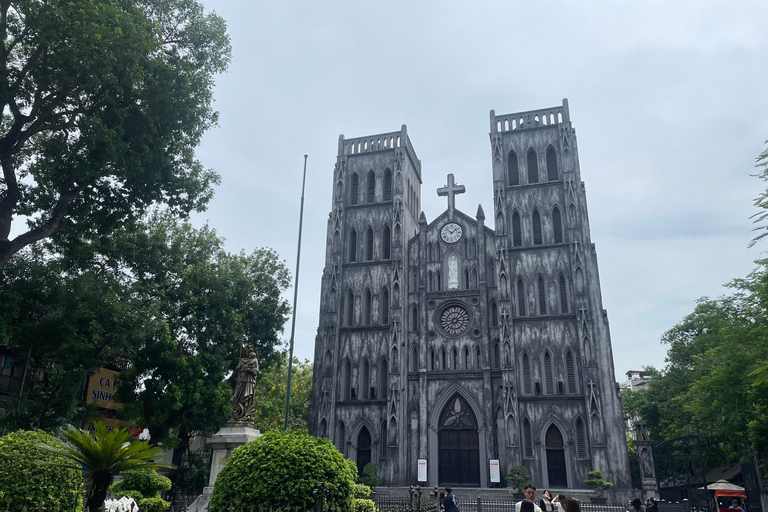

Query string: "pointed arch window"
[[411, 345, 418, 372], [427, 271, 433, 292], [381, 288, 389, 324], [476, 346, 481, 369], [350, 173, 359, 205], [381, 420, 388, 458], [367, 170, 376, 202], [429, 348, 435, 371], [559, 275, 569, 313], [488, 261, 496, 287], [516, 277, 527, 316], [464, 346, 470, 369], [507, 150, 520, 186], [452, 347, 458, 370], [496, 211, 505, 234], [523, 418, 533, 458], [471, 268, 478, 288], [491, 302, 499, 327], [345, 290, 354, 326], [576, 417, 587, 458], [365, 227, 374, 260], [338, 421, 346, 455], [493, 341, 501, 369], [343, 360, 352, 400], [383, 225, 391, 259], [348, 229, 357, 262], [410, 268, 418, 291], [410, 306, 418, 332], [383, 169, 392, 201], [547, 146, 558, 181], [440, 347, 446, 370], [392, 346, 399, 372], [361, 359, 370, 399], [532, 209, 543, 245], [463, 268, 470, 289], [364, 289, 372, 325], [544, 351, 554, 394], [527, 148, 539, 184], [512, 211, 522, 247], [436, 271, 442, 291], [380, 359, 388, 399], [566, 350, 577, 393], [552, 206, 563, 244], [522, 352, 532, 394], [537, 276, 547, 315]]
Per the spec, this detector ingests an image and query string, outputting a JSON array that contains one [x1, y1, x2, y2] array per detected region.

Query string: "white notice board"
[[418, 459, 428, 482], [489, 459, 500, 483]]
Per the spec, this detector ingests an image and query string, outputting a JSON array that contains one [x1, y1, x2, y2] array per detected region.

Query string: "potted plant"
[[506, 465, 531, 500], [584, 470, 614, 504]]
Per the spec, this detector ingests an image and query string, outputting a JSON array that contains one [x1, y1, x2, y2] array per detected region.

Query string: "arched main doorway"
[[545, 424, 568, 487], [356, 427, 372, 476], [438, 394, 480, 486]]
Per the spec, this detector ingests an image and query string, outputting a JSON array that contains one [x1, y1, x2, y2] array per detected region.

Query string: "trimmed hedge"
[[211, 430, 357, 511], [111, 469, 171, 512], [0, 430, 84, 512]]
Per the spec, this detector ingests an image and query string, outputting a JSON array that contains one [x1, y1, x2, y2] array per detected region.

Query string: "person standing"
[[516, 486, 543, 512], [441, 487, 459, 512], [540, 490, 555, 512]]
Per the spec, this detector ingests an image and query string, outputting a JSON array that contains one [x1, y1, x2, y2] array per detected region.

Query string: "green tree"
[[253, 354, 313, 431], [0, 0, 230, 264], [211, 430, 357, 512], [39, 422, 167, 512], [0, 429, 83, 512]]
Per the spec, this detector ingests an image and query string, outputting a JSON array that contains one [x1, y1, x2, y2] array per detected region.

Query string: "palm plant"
[[39, 422, 169, 511]]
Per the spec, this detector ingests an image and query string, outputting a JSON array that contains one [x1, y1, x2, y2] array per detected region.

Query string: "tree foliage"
[[253, 354, 313, 432], [0, 0, 231, 264], [211, 430, 357, 512], [39, 422, 167, 512], [622, 261, 768, 471], [750, 140, 768, 247], [0, 429, 83, 512]]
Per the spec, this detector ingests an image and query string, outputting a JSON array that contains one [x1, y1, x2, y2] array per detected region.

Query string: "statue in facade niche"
[[228, 342, 259, 427]]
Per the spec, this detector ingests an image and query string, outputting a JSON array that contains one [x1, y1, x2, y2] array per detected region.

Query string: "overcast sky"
[[189, 0, 768, 380]]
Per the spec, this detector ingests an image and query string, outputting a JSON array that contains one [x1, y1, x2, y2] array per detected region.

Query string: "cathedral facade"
[[307, 100, 631, 489]]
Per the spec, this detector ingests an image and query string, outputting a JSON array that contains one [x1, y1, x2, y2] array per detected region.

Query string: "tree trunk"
[[86, 472, 114, 512]]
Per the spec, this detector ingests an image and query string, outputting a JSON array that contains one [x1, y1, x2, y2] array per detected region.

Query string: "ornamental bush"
[[111, 469, 171, 512], [0, 430, 83, 511], [211, 430, 357, 511]]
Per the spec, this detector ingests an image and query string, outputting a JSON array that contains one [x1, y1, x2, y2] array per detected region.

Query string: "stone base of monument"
[[187, 426, 261, 512]]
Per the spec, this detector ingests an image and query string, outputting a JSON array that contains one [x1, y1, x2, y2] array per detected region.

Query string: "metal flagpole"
[[284, 154, 308, 430]]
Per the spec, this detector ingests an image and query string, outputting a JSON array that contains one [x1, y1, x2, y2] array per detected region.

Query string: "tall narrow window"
[[350, 173, 359, 205], [532, 209, 543, 245], [411, 346, 418, 372], [522, 353, 532, 394], [381, 288, 389, 324], [348, 229, 357, 262], [546, 146, 558, 181], [559, 275, 569, 313], [544, 352, 554, 394], [383, 169, 392, 201], [338, 421, 346, 455], [429, 349, 434, 371], [523, 418, 533, 458], [365, 227, 373, 260], [537, 276, 547, 315], [381, 421, 388, 458], [367, 170, 376, 202], [566, 351, 577, 393], [345, 290, 354, 326], [383, 225, 391, 259], [410, 306, 418, 331], [410, 268, 418, 291], [427, 271, 433, 292], [436, 271, 442, 291], [496, 212, 505, 234], [508, 150, 520, 186], [488, 261, 496, 287], [553, 206, 563, 244], [362, 359, 370, 399], [440, 348, 446, 370], [512, 211, 522, 247], [491, 302, 499, 327], [464, 347, 470, 369], [463, 268, 470, 289], [476, 347, 481, 369], [471, 268, 478, 288], [517, 277, 527, 316], [527, 148, 539, 184], [380, 359, 388, 399], [576, 418, 587, 458], [364, 289, 372, 324], [493, 342, 501, 369], [343, 360, 351, 400]]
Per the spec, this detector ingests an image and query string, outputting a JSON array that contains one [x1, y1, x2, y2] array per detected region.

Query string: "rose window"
[[440, 305, 470, 335]]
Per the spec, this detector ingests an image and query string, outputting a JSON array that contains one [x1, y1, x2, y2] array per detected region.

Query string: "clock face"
[[441, 223, 463, 243]]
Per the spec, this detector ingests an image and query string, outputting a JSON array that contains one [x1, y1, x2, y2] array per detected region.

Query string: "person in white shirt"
[[515, 486, 543, 512]]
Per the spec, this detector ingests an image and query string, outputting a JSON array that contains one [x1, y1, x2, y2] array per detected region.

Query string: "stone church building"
[[308, 100, 631, 490]]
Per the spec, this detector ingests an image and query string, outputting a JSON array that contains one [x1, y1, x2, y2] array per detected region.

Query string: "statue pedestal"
[[188, 426, 261, 512]]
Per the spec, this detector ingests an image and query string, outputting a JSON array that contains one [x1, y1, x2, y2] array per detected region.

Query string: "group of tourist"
[[439, 485, 661, 512]]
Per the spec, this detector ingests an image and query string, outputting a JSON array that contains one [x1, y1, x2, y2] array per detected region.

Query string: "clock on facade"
[[440, 222, 463, 243]]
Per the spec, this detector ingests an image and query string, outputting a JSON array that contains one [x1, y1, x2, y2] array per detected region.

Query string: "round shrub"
[[111, 469, 171, 512], [0, 430, 84, 511], [211, 430, 357, 511]]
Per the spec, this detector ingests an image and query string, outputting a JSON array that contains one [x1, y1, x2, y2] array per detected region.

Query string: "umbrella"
[[701, 480, 745, 491]]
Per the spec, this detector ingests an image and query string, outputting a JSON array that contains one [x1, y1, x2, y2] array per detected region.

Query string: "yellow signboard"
[[83, 417, 134, 434], [86, 367, 121, 410]]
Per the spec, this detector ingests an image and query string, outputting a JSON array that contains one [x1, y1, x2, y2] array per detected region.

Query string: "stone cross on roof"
[[437, 173, 465, 211]]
